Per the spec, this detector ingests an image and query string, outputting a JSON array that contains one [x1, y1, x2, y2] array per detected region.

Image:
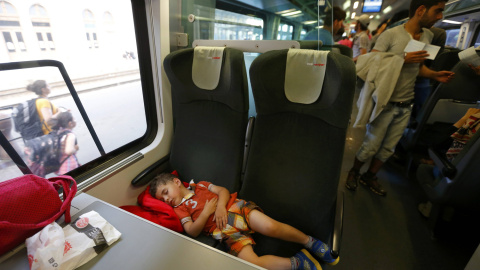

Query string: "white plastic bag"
[[26, 211, 121, 270], [26, 222, 64, 270]]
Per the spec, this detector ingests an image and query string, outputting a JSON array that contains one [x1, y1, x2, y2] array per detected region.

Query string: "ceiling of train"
[[237, 0, 411, 26]]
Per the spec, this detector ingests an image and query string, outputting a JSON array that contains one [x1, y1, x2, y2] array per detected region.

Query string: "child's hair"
[[26, 80, 47, 95], [48, 111, 73, 130], [149, 173, 176, 198]]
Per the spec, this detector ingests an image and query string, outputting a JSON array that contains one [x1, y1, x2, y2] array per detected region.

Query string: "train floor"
[[328, 93, 480, 269]]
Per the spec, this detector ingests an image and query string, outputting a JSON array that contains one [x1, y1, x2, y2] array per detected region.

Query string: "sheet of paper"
[[404, 39, 440, 60], [404, 39, 426, 53], [424, 44, 440, 60], [459, 46, 480, 66]]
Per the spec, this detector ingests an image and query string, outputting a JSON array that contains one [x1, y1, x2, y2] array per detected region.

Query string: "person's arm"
[[64, 133, 78, 155], [40, 106, 53, 124], [353, 48, 368, 62], [353, 35, 370, 62], [183, 197, 218, 237], [419, 64, 455, 83], [209, 185, 230, 230]]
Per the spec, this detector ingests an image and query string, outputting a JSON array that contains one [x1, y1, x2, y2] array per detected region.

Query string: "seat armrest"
[[242, 117, 255, 177], [428, 148, 456, 178], [131, 156, 170, 187], [331, 191, 344, 258]]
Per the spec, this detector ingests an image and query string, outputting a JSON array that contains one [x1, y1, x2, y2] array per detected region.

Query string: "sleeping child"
[[149, 173, 339, 270]]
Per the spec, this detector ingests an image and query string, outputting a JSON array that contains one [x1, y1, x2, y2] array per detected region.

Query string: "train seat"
[[297, 40, 353, 58], [128, 47, 249, 248], [400, 61, 480, 171], [430, 48, 460, 72], [416, 129, 480, 234], [239, 49, 356, 258], [162, 46, 249, 193], [322, 44, 353, 58], [428, 49, 461, 91]]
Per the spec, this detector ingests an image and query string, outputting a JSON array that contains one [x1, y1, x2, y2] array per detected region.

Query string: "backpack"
[[24, 130, 71, 177], [11, 98, 51, 140]]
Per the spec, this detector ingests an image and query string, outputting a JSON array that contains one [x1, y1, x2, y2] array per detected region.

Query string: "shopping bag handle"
[[49, 175, 77, 223]]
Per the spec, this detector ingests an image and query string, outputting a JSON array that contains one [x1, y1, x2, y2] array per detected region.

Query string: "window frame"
[[0, 0, 159, 183]]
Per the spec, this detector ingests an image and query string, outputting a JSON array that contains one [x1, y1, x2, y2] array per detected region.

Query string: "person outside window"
[[26, 80, 58, 136], [48, 110, 80, 175]]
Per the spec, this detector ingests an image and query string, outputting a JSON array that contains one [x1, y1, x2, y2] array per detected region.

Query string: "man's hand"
[[433, 71, 455, 83], [404, 50, 429, 64], [213, 206, 228, 230]]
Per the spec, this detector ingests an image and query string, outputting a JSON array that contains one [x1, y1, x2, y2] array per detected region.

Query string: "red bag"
[[0, 174, 77, 256]]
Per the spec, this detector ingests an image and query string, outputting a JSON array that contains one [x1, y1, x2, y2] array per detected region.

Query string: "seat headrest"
[[285, 49, 329, 104], [249, 49, 356, 129], [192, 46, 225, 90]]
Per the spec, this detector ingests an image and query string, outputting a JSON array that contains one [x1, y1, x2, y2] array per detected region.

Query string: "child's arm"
[[209, 185, 230, 230], [183, 197, 217, 237], [64, 134, 78, 155]]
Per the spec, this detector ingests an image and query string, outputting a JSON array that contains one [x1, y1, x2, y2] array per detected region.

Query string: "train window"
[[300, 29, 307, 39], [474, 33, 480, 48], [445, 28, 461, 48], [278, 23, 293, 40], [0, 0, 147, 183], [192, 8, 264, 41], [452, 0, 480, 10]]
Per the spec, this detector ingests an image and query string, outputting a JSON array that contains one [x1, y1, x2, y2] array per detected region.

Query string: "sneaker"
[[292, 249, 322, 270], [345, 169, 360, 191], [308, 238, 340, 266], [359, 174, 387, 196]]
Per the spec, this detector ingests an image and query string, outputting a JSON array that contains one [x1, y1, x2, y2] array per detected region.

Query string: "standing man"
[[352, 14, 371, 62], [303, 6, 346, 46], [345, 0, 454, 195]]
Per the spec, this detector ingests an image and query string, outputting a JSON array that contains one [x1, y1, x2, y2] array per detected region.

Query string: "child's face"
[[69, 118, 76, 129], [155, 178, 183, 207]]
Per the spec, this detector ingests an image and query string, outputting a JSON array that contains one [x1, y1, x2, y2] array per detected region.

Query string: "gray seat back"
[[428, 49, 461, 90], [164, 48, 249, 192], [297, 41, 353, 58], [240, 49, 356, 256]]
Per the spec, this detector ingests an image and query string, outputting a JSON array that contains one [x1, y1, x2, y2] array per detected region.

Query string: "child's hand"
[[202, 197, 218, 216], [214, 206, 228, 230]]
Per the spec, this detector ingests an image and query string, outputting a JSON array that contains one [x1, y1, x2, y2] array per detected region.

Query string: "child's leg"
[[248, 209, 309, 245], [248, 210, 338, 265], [237, 245, 290, 270], [237, 245, 321, 270]]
